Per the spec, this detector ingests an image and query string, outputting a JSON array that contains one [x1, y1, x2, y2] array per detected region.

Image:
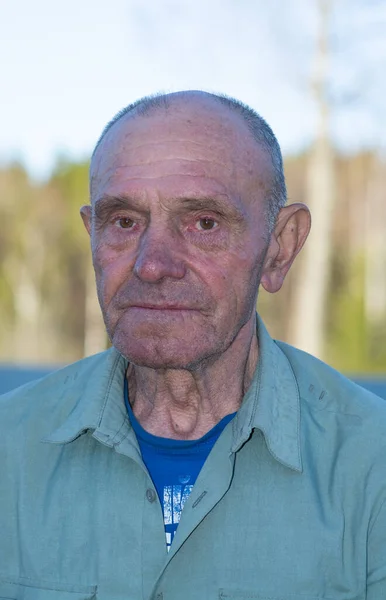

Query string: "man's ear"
[[260, 203, 311, 294], [80, 205, 92, 236]]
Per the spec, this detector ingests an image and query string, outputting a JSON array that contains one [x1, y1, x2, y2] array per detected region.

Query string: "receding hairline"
[[92, 91, 261, 162], [90, 90, 287, 230], [90, 91, 266, 191]]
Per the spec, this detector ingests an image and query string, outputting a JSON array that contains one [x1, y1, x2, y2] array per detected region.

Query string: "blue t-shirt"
[[124, 378, 235, 550]]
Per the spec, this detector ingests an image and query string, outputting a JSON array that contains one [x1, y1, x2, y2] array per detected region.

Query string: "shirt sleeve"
[[367, 496, 386, 599]]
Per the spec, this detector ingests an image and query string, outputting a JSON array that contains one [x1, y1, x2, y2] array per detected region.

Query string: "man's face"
[[86, 99, 273, 369]]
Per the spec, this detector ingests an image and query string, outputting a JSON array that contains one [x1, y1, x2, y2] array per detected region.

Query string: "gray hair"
[[91, 91, 287, 231]]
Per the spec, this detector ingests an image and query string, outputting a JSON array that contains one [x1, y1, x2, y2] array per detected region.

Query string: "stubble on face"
[[89, 94, 273, 370]]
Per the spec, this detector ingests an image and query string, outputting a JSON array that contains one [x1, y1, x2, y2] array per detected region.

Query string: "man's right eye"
[[116, 217, 135, 229]]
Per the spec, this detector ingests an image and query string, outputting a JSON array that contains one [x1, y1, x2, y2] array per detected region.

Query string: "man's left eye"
[[196, 217, 218, 231]]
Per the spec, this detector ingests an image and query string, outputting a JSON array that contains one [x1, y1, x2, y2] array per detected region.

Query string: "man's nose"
[[133, 227, 187, 282]]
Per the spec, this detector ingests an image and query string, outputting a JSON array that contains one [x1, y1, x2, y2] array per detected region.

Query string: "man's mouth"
[[129, 304, 196, 311]]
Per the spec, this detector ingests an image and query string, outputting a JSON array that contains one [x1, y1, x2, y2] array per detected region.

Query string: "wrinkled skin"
[[81, 92, 310, 438]]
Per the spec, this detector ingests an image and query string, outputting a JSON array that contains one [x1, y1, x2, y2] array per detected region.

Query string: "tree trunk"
[[364, 154, 386, 339], [288, 0, 335, 359]]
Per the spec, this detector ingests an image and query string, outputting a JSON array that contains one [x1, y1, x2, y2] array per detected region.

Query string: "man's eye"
[[117, 217, 135, 229], [196, 217, 218, 231]]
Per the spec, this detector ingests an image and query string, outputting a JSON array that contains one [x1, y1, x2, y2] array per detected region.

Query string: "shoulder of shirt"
[[0, 348, 119, 435], [275, 339, 386, 427]]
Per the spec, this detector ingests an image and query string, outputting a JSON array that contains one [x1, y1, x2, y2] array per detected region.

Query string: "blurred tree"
[[363, 152, 386, 360], [0, 163, 44, 360], [48, 158, 107, 359], [1, 148, 385, 373], [289, 0, 335, 358], [265, 0, 386, 360], [0, 158, 107, 363]]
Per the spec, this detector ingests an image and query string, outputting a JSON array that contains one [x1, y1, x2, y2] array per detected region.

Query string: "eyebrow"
[[92, 195, 138, 222], [175, 196, 246, 224]]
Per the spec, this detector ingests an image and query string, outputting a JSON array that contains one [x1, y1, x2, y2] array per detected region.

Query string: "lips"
[[129, 304, 196, 311]]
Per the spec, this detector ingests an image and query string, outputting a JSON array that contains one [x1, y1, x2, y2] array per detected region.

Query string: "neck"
[[127, 315, 259, 440]]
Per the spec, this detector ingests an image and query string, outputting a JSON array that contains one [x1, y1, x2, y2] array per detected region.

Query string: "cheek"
[[196, 247, 259, 306], [92, 242, 135, 303]]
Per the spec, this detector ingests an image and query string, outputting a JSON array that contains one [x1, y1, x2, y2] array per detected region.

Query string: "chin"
[[111, 328, 217, 371], [109, 309, 222, 369]]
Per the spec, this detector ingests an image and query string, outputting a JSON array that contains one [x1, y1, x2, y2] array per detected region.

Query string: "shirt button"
[[146, 488, 156, 503]]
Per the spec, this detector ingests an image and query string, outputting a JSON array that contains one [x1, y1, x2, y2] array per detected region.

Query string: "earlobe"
[[260, 203, 311, 294], [80, 205, 92, 236]]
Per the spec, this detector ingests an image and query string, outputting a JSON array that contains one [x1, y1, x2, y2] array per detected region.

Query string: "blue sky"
[[1, 0, 385, 179]]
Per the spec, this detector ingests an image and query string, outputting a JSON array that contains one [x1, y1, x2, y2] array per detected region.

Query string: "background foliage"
[[1, 149, 385, 373]]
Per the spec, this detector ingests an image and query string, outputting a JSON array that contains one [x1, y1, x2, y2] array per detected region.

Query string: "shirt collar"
[[42, 347, 128, 445], [232, 315, 302, 472], [43, 315, 302, 472]]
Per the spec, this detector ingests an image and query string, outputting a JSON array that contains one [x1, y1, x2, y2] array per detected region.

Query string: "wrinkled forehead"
[[90, 99, 271, 202]]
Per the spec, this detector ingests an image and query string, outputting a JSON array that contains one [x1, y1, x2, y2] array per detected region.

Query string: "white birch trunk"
[[288, 0, 335, 359]]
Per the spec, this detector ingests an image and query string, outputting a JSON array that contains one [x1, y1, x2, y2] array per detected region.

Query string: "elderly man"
[[1, 91, 386, 600]]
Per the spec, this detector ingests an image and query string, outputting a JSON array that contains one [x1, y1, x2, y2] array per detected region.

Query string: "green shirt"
[[1, 317, 386, 600]]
